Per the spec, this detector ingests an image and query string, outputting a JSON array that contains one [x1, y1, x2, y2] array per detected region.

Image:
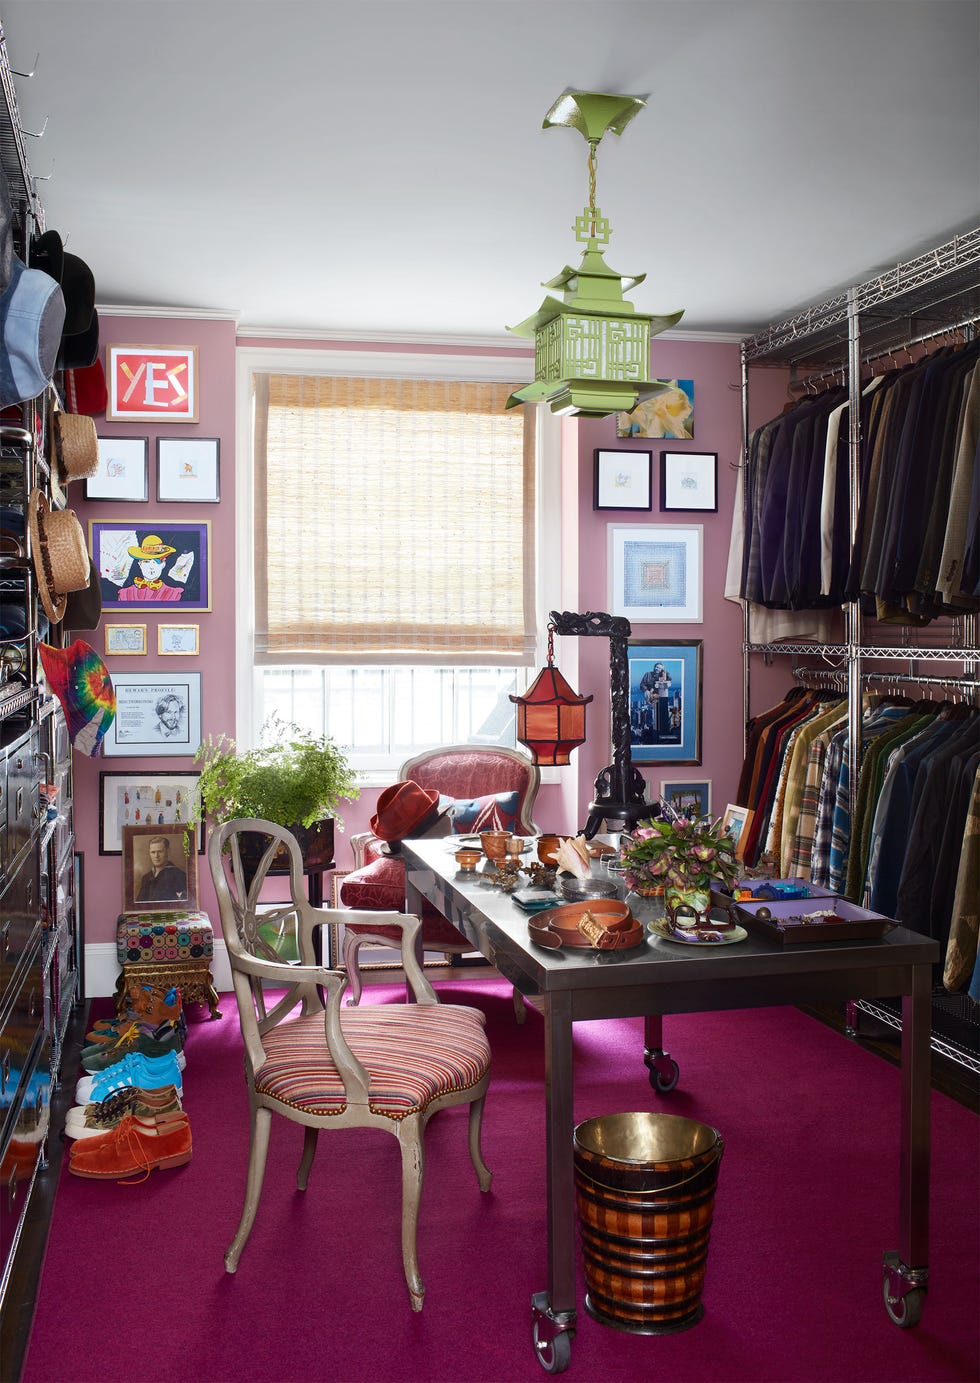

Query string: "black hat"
[[31, 230, 95, 336], [58, 309, 99, 370], [63, 559, 102, 631]]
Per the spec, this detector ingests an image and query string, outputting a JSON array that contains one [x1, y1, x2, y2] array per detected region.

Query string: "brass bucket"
[[573, 1112, 724, 1334]]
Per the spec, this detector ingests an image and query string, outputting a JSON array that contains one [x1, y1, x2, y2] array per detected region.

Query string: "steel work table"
[[402, 838, 940, 1373]]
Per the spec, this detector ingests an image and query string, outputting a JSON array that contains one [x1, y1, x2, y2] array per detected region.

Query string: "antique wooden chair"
[[208, 817, 492, 1311]]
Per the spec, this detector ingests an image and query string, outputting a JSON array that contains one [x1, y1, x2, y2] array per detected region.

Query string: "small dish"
[[648, 919, 748, 946], [454, 848, 481, 871]]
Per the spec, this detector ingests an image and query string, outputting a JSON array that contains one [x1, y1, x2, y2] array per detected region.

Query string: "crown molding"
[[96, 302, 241, 322]]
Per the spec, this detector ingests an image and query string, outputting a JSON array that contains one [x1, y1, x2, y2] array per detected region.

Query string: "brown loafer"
[[68, 1111, 192, 1181]]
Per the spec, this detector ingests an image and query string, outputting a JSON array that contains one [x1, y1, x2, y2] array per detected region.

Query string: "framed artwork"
[[104, 622, 147, 656], [89, 520, 212, 611], [122, 821, 199, 914], [85, 437, 149, 502], [608, 524, 703, 623], [106, 345, 198, 423], [100, 771, 203, 854], [593, 448, 653, 511], [615, 379, 694, 440], [660, 451, 718, 513], [627, 639, 702, 765], [158, 623, 200, 656], [157, 437, 220, 503], [101, 671, 202, 758], [721, 803, 751, 861], [660, 778, 712, 820]]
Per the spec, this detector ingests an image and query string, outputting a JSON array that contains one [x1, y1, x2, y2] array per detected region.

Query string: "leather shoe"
[[87, 985, 183, 1038], [65, 1084, 182, 1140], [80, 1023, 185, 1073], [68, 1111, 192, 1180]]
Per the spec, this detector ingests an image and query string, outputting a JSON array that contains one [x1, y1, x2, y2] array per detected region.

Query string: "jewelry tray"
[[731, 896, 897, 946]]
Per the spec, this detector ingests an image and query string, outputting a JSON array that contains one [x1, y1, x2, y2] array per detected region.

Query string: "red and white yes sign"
[[106, 346, 198, 422]]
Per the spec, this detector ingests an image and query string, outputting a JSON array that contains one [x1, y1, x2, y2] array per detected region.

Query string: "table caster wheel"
[[648, 1056, 680, 1092], [531, 1291, 574, 1373], [882, 1251, 926, 1327], [533, 1320, 571, 1373]]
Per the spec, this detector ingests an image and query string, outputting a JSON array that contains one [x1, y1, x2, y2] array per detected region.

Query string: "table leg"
[[642, 1013, 680, 1092], [532, 989, 577, 1371]]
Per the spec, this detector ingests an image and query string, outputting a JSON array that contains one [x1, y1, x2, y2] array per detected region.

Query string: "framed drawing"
[[85, 437, 149, 502], [660, 451, 718, 512], [100, 771, 203, 854], [89, 520, 211, 611], [158, 623, 200, 656], [106, 345, 198, 423], [104, 622, 147, 656], [660, 778, 712, 820], [615, 379, 694, 440], [608, 524, 703, 623], [593, 449, 653, 511], [122, 821, 199, 914], [156, 437, 220, 503], [721, 803, 751, 860], [101, 671, 202, 758], [627, 639, 702, 765]]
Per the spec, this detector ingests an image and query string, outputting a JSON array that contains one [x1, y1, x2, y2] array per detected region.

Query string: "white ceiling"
[[2, 0, 978, 343]]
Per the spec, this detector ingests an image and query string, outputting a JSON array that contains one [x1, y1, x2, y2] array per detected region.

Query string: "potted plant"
[[618, 800, 740, 914], [194, 716, 359, 877]]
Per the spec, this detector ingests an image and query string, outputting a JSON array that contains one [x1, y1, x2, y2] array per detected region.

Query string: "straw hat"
[[28, 488, 90, 623], [127, 534, 176, 560], [51, 411, 99, 483]]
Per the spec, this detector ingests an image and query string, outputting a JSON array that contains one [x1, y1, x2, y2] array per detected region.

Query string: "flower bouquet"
[[618, 800, 740, 912]]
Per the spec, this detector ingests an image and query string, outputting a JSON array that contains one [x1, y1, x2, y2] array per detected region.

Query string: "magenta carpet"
[[23, 980, 979, 1383]]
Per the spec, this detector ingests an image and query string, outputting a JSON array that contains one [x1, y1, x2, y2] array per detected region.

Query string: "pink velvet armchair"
[[339, 745, 540, 1003]]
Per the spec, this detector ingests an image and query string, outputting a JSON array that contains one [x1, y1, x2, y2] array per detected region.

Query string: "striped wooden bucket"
[[574, 1112, 724, 1334]]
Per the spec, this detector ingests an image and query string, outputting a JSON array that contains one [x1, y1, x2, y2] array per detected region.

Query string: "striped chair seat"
[[256, 1003, 491, 1119]]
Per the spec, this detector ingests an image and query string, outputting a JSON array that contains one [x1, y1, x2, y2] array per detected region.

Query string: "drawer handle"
[[16, 786, 23, 818], [28, 987, 38, 1019], [1, 1048, 9, 1094], [1, 920, 9, 953]]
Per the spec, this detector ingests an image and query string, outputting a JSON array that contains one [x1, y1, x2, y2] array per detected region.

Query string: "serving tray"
[[732, 896, 897, 945]]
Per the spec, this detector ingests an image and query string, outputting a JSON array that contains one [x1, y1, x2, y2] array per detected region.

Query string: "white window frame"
[[235, 345, 561, 784]]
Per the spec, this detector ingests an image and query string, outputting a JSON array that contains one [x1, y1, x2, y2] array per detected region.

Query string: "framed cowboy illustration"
[[122, 821, 199, 914], [101, 671, 202, 758], [627, 639, 702, 765], [100, 771, 203, 855], [660, 450, 718, 512], [89, 520, 211, 611], [157, 437, 220, 503], [106, 345, 198, 423], [85, 437, 149, 502]]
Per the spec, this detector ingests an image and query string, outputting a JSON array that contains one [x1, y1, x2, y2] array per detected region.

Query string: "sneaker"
[[87, 986, 183, 1040], [76, 1052, 183, 1105], [65, 1084, 182, 1140], [68, 1111, 192, 1180], [80, 1022, 185, 1073]]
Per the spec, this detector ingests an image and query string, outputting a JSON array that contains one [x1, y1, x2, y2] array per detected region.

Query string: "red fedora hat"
[[370, 780, 441, 843]]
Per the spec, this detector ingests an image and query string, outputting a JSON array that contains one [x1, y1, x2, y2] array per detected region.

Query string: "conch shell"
[[554, 834, 592, 880]]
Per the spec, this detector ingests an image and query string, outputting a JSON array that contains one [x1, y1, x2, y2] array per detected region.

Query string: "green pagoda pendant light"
[[507, 90, 684, 418]]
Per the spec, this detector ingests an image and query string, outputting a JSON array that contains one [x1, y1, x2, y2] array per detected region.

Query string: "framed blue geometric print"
[[608, 524, 703, 622]]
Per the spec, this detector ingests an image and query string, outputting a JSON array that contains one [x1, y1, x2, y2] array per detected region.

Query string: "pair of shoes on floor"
[[67, 1110, 192, 1181], [76, 1051, 183, 1105], [87, 984, 184, 1041], [86, 1008, 188, 1047], [80, 1019, 185, 1073], [65, 1084, 182, 1140]]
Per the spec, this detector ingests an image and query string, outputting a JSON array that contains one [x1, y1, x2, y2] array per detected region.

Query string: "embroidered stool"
[[115, 910, 221, 1019]]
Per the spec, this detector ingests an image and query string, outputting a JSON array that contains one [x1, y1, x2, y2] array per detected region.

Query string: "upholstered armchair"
[[339, 745, 540, 1003], [208, 818, 492, 1311]]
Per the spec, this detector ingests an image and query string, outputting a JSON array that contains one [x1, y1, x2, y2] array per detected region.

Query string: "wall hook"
[[10, 53, 39, 79]]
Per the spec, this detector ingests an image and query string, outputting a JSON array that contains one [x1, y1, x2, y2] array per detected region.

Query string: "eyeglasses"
[[667, 902, 737, 933]]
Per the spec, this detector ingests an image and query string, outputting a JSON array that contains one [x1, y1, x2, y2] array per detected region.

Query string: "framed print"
[[593, 449, 653, 511], [106, 345, 198, 423], [627, 639, 702, 765], [721, 803, 751, 861], [122, 821, 199, 913], [104, 622, 147, 656], [101, 671, 202, 758], [616, 379, 694, 440], [609, 524, 703, 623], [660, 778, 712, 820], [661, 451, 718, 512], [90, 520, 211, 611], [158, 623, 200, 656], [100, 771, 203, 854], [156, 437, 220, 503], [85, 437, 149, 502]]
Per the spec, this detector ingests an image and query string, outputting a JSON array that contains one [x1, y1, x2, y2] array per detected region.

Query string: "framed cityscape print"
[[100, 770, 203, 854], [593, 449, 653, 511], [85, 437, 149, 502], [100, 671, 202, 758], [627, 639, 702, 765], [660, 451, 718, 512], [608, 524, 703, 623], [89, 520, 211, 611], [660, 778, 712, 820]]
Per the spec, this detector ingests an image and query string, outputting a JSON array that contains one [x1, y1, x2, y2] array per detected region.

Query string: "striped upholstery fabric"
[[255, 1004, 490, 1119]]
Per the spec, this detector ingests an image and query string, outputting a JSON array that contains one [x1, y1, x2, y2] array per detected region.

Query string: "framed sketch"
[[100, 771, 203, 854], [85, 437, 149, 502], [106, 345, 198, 423], [593, 448, 653, 511], [661, 451, 718, 512], [89, 520, 211, 611], [157, 437, 220, 503], [608, 524, 703, 623], [627, 639, 702, 765], [104, 622, 147, 656], [660, 778, 712, 820], [158, 623, 200, 656], [721, 803, 751, 861], [122, 821, 199, 914], [615, 379, 694, 440], [101, 671, 202, 758]]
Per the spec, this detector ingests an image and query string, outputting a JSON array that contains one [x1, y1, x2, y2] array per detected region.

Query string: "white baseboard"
[[83, 940, 233, 999]]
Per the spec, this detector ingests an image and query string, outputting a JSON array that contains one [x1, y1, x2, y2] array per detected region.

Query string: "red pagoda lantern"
[[510, 627, 593, 766]]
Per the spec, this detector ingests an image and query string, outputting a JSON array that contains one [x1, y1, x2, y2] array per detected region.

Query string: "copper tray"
[[732, 897, 897, 946], [528, 899, 644, 951]]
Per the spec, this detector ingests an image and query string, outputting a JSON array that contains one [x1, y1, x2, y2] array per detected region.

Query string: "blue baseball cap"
[[0, 257, 66, 406]]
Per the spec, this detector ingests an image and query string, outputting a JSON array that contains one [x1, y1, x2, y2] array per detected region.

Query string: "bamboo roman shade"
[[253, 374, 536, 664]]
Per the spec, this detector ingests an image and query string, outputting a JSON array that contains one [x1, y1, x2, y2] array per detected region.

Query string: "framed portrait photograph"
[[122, 821, 199, 914], [104, 622, 147, 656], [85, 437, 149, 502], [608, 523, 703, 623], [660, 778, 712, 820], [106, 345, 198, 423], [158, 623, 200, 656], [89, 519, 212, 611], [615, 379, 694, 440], [101, 671, 202, 758], [721, 803, 752, 861], [660, 451, 718, 512], [593, 448, 653, 511], [157, 437, 220, 503], [627, 639, 702, 765], [100, 771, 203, 854]]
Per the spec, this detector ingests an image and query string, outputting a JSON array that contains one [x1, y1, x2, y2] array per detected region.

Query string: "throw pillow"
[[443, 790, 521, 834]]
